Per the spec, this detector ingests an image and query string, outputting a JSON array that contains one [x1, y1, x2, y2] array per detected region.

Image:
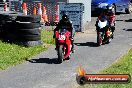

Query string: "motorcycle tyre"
[[57, 46, 64, 63], [66, 55, 71, 60], [97, 33, 102, 46]]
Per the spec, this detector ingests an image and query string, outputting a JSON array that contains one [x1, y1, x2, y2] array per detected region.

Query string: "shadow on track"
[[27, 58, 60, 64], [116, 19, 124, 21], [74, 42, 98, 47], [125, 19, 132, 22], [126, 29, 132, 31]]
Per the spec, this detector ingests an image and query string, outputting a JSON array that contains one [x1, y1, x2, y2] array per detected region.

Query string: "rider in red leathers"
[[53, 14, 75, 53], [96, 6, 115, 38]]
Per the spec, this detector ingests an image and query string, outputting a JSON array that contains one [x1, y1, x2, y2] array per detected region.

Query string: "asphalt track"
[[0, 13, 131, 88]]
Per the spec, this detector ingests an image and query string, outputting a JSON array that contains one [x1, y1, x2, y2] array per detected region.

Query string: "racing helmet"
[[106, 5, 115, 15], [62, 14, 69, 22]]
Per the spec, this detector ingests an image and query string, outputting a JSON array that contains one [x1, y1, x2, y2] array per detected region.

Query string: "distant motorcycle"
[[55, 29, 72, 63], [96, 17, 113, 46]]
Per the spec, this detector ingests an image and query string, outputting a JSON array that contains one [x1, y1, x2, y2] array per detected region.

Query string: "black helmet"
[[106, 5, 113, 10], [98, 7, 107, 15], [62, 14, 68, 21]]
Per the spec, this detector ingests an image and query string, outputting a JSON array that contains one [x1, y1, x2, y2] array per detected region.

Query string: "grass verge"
[[77, 48, 132, 88], [0, 29, 54, 70], [95, 48, 132, 88], [41, 30, 55, 45]]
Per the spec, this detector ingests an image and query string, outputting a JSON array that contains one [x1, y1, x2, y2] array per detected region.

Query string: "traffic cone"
[[54, 15, 59, 22], [22, 2, 27, 15], [38, 3, 42, 15], [42, 6, 48, 22], [33, 7, 37, 15], [38, 3, 44, 22], [4, 3, 8, 11], [54, 5, 59, 23], [42, 6, 46, 15]]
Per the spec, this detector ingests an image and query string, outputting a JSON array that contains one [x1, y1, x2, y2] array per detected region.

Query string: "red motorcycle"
[[55, 29, 72, 63]]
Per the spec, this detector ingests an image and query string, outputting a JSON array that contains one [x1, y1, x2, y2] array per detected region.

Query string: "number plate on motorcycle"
[[58, 35, 66, 40]]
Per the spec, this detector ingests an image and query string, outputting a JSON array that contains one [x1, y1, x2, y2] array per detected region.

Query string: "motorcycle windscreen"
[[98, 20, 107, 29], [59, 29, 67, 35]]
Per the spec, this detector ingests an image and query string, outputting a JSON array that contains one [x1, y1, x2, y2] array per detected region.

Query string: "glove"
[[70, 36, 73, 40]]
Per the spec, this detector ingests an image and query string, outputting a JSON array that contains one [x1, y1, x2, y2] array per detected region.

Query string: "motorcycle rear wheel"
[[66, 55, 70, 60], [97, 33, 102, 46], [57, 46, 64, 63]]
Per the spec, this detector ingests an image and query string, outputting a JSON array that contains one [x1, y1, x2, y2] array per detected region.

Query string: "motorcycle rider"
[[106, 5, 116, 34], [95, 6, 115, 38], [95, 8, 110, 32], [53, 14, 75, 53]]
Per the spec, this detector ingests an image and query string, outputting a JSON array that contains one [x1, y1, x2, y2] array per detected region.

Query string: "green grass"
[[77, 48, 132, 88], [95, 48, 132, 88], [41, 30, 55, 45], [0, 29, 54, 70], [99, 49, 132, 74]]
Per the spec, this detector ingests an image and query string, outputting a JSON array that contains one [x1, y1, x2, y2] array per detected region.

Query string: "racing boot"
[[71, 38, 75, 53]]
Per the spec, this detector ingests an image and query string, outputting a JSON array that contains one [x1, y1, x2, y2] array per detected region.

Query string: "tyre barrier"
[[4, 21, 41, 29], [0, 11, 20, 21], [14, 40, 43, 47], [15, 22, 41, 29], [16, 15, 41, 23], [0, 12, 42, 46], [0, 24, 3, 38], [14, 28, 41, 35]]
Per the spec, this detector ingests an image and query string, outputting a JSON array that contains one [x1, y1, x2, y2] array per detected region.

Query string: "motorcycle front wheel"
[[57, 46, 64, 63], [97, 32, 103, 46]]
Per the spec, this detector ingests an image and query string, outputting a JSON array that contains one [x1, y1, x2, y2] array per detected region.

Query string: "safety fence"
[[9, 0, 61, 25], [0, 0, 65, 46]]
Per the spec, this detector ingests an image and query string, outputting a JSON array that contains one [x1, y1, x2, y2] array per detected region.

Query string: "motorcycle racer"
[[53, 14, 75, 53]]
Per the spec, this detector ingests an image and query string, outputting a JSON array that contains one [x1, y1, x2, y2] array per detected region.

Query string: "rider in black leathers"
[[95, 7, 115, 38], [53, 14, 75, 53]]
